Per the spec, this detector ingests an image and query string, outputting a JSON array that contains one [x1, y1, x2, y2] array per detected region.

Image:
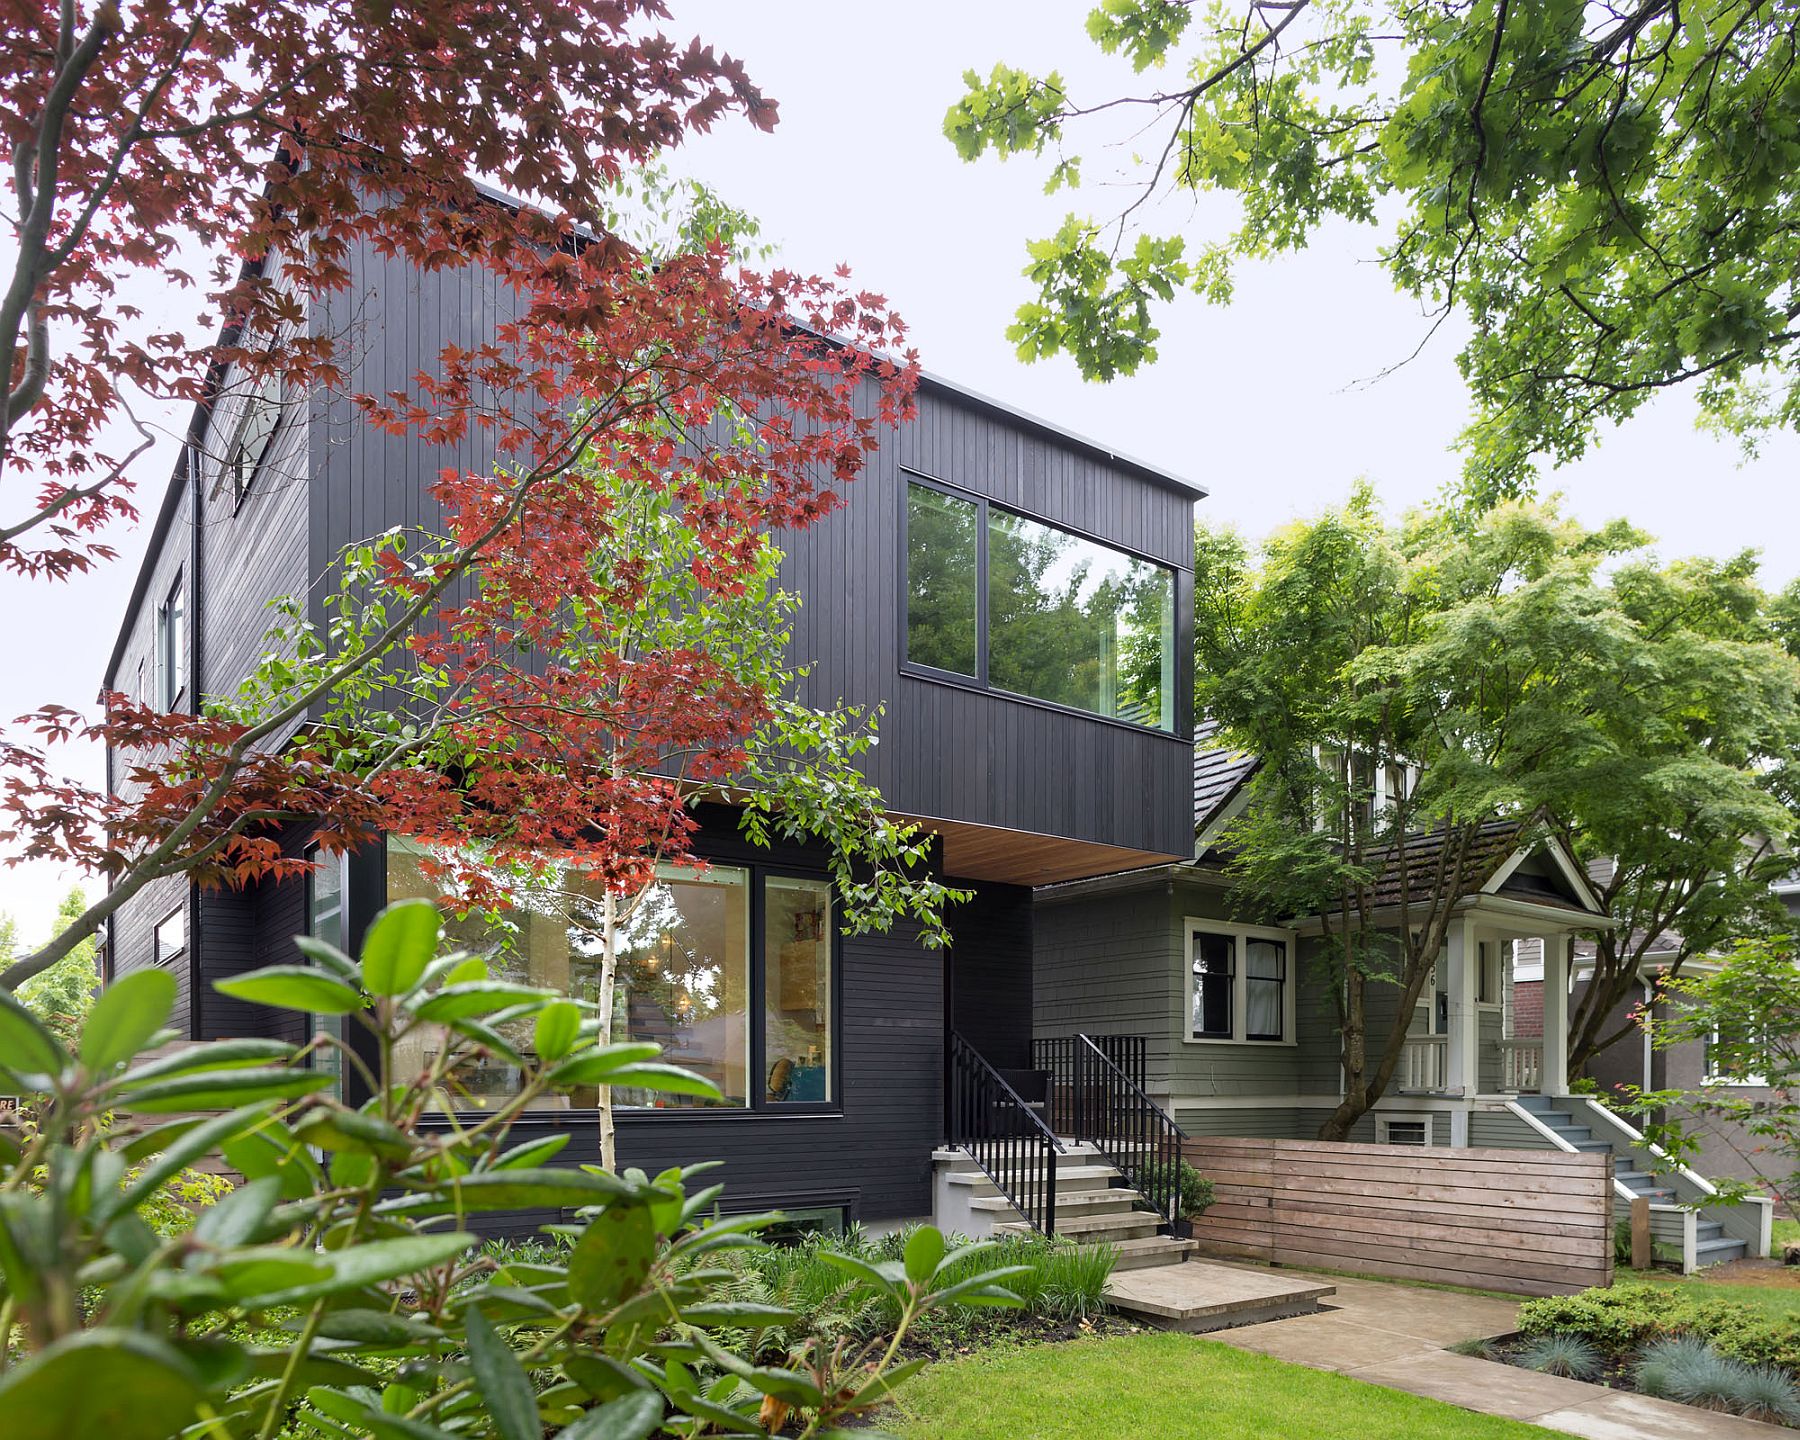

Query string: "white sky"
[[1, 0, 1794, 950]]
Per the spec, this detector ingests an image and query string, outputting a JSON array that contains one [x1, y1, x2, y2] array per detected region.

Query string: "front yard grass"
[[1619, 1269, 1800, 1321], [883, 1332, 1563, 1440]]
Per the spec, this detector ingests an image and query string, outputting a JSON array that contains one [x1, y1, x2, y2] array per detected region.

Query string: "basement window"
[[1377, 1115, 1430, 1146]]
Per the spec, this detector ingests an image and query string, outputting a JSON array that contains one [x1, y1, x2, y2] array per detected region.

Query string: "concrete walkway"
[[1208, 1269, 1788, 1439]]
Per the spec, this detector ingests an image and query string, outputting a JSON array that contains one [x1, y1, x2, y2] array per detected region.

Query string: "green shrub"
[[1140, 1157, 1215, 1218], [1515, 1332, 1604, 1380], [0, 900, 1027, 1439], [1518, 1285, 1800, 1376], [705, 1223, 1119, 1354]]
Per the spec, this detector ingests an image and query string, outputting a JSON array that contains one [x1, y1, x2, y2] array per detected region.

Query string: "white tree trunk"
[[598, 885, 620, 1172]]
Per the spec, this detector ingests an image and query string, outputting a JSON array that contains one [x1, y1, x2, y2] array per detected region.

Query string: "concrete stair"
[[934, 1141, 1195, 1271], [934, 1140, 1331, 1333]]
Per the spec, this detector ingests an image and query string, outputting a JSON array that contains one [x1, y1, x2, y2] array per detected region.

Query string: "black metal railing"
[[1033, 1032, 1186, 1230], [1034, 1033, 1147, 1108], [948, 1031, 1064, 1237]]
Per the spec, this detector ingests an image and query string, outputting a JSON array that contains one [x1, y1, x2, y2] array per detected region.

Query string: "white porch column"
[[1445, 914, 1480, 1100], [1541, 931, 1571, 1096]]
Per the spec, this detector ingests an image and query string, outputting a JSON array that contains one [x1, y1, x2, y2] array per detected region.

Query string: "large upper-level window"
[[903, 478, 1177, 732]]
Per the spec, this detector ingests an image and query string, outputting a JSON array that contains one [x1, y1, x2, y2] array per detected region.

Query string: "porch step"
[[968, 1189, 1141, 1218], [1697, 1237, 1748, 1266], [942, 1163, 1122, 1196], [994, 1209, 1162, 1243], [931, 1146, 1109, 1173], [1109, 1236, 1200, 1272]]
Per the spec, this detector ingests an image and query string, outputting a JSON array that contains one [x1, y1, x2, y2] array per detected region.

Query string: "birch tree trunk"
[[598, 885, 620, 1173]]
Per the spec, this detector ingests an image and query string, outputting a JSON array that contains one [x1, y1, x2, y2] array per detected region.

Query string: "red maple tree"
[[0, 0, 925, 988]]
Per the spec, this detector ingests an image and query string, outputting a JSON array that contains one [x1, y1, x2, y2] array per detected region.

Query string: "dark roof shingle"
[[1194, 720, 1259, 835]]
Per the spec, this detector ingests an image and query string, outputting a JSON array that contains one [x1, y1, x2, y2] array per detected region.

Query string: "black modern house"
[[101, 220, 1203, 1233]]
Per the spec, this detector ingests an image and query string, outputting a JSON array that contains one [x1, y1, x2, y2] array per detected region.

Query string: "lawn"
[[1619, 1267, 1800, 1321], [883, 1333, 1562, 1440]]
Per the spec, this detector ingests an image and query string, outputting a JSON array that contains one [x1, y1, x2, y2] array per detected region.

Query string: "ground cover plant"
[[0, 899, 1026, 1439], [881, 1332, 1571, 1440], [707, 1228, 1120, 1361], [1506, 1281, 1800, 1425]]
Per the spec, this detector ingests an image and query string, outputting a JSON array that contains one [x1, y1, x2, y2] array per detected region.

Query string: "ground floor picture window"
[[384, 840, 833, 1114], [1244, 938, 1286, 1041], [764, 875, 832, 1103]]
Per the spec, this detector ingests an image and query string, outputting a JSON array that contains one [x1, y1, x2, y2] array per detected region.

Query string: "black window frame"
[[1243, 937, 1287, 1043], [898, 470, 1180, 736], [156, 573, 185, 709], [226, 366, 286, 510], [383, 839, 845, 1122], [153, 905, 186, 966], [1191, 930, 1235, 1040]]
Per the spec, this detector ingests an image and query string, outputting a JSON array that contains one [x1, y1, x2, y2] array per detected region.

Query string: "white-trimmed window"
[[1377, 1113, 1431, 1146], [1703, 1028, 1768, 1088], [1186, 921, 1295, 1045]]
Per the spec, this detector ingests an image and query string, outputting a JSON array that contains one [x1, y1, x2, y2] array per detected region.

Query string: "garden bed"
[[1458, 1281, 1800, 1427]]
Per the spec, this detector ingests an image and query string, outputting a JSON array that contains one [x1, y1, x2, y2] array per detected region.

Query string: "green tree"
[[1621, 935, 1800, 1218], [16, 889, 98, 1049], [947, 0, 1800, 500], [1565, 556, 1800, 1074], [1202, 491, 1798, 1138]]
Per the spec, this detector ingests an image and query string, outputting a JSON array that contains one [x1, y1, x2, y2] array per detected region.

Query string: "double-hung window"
[[902, 477, 1178, 732], [1188, 922, 1294, 1044]]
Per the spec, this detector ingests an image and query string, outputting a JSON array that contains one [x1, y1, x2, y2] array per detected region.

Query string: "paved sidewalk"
[[1208, 1269, 1787, 1439]]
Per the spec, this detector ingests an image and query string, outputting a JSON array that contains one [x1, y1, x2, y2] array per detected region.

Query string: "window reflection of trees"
[[987, 510, 1172, 729], [905, 485, 979, 676]]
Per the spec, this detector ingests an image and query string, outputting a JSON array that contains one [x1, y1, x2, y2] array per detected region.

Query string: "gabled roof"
[[1193, 720, 1259, 841], [1346, 817, 1528, 912]]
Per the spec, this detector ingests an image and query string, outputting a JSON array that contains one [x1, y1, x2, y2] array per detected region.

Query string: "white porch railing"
[[1499, 1039, 1543, 1094], [1399, 1034, 1448, 1092]]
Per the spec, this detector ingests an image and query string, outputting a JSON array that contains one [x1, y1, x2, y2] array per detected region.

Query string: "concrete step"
[[941, 1163, 1121, 1196], [969, 1189, 1141, 1218], [1109, 1236, 1199, 1271], [1105, 1259, 1335, 1331], [994, 1210, 1162, 1243], [932, 1145, 1109, 1174]]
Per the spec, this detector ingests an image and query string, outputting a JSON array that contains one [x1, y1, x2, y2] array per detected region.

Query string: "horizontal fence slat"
[[1182, 1135, 1612, 1298]]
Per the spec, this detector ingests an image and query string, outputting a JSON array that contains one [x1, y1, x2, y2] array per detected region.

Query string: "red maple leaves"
[[0, 0, 921, 982]]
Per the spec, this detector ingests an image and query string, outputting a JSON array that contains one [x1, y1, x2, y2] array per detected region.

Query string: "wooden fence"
[[1183, 1136, 1613, 1297]]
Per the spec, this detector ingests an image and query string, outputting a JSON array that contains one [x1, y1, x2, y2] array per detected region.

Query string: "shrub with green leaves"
[[0, 898, 1027, 1439], [1519, 1285, 1800, 1378]]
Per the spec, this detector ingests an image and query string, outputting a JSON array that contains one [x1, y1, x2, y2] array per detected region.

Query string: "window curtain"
[[1245, 939, 1285, 1040]]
